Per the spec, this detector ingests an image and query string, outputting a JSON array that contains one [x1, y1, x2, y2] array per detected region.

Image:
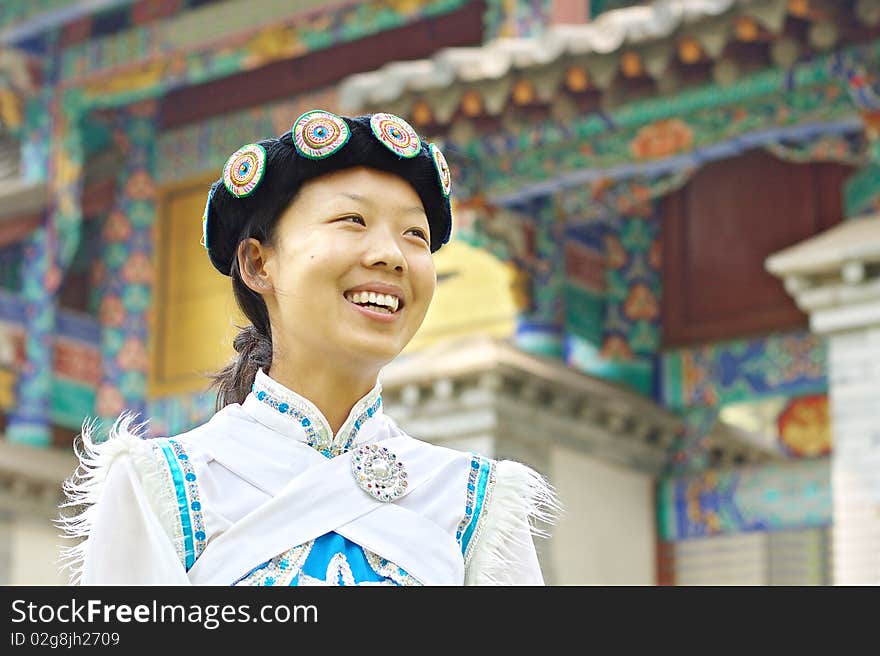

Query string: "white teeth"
[[346, 290, 401, 312]]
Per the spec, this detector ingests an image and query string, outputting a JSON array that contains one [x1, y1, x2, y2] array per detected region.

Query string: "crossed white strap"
[[187, 434, 464, 585]]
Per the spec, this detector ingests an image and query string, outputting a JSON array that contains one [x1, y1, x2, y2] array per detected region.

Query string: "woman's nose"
[[363, 232, 407, 273]]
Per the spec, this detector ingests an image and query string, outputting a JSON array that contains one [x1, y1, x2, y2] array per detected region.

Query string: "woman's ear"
[[237, 238, 273, 295]]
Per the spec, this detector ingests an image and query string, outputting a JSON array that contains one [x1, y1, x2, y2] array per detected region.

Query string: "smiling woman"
[[60, 111, 559, 587]]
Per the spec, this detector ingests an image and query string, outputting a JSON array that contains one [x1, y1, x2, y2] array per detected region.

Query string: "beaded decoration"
[[337, 395, 382, 456], [370, 112, 421, 158], [152, 438, 207, 571], [252, 373, 381, 458], [234, 542, 313, 586], [429, 143, 451, 198], [253, 385, 327, 453], [292, 110, 350, 160], [456, 454, 497, 564], [223, 143, 266, 197], [351, 443, 408, 502], [365, 550, 421, 586]]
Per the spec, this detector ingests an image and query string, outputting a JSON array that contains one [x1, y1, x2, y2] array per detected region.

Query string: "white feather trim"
[[464, 459, 562, 585], [56, 412, 184, 585]]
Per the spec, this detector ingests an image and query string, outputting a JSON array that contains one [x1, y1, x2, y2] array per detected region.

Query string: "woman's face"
[[254, 166, 437, 374]]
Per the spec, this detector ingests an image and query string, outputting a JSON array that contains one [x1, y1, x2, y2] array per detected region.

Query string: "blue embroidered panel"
[[234, 532, 420, 586], [154, 438, 206, 571], [456, 455, 496, 563]]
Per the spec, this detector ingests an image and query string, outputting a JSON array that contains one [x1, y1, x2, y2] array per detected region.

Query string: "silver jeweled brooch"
[[351, 443, 408, 502]]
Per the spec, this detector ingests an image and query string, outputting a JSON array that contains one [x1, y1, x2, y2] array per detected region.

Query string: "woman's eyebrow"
[[334, 192, 425, 215]]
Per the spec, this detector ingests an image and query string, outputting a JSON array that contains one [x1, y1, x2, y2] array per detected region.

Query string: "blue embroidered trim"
[[234, 542, 314, 586], [234, 533, 421, 586], [337, 395, 382, 456], [251, 380, 382, 458], [456, 455, 496, 561], [156, 439, 207, 571], [252, 385, 324, 452]]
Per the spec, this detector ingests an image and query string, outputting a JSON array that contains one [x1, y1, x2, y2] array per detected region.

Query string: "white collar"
[[240, 368, 384, 458]]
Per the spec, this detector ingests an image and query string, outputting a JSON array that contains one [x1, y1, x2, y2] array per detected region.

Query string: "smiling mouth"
[[343, 291, 403, 315]]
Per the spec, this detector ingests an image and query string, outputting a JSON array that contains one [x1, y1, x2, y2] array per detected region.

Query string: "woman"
[[61, 111, 558, 586]]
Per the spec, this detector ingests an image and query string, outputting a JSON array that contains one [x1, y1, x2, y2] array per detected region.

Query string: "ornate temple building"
[[0, 0, 878, 584]]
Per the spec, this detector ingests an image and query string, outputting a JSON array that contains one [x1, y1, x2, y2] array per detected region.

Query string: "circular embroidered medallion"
[[370, 113, 421, 158], [429, 143, 451, 197], [351, 443, 408, 503], [223, 143, 266, 198], [292, 110, 350, 160]]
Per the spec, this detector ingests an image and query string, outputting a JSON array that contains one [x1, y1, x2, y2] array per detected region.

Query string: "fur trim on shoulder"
[[464, 459, 562, 585], [56, 412, 184, 585]]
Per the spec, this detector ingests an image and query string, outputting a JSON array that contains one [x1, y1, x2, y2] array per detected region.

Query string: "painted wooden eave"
[[340, 0, 767, 115]]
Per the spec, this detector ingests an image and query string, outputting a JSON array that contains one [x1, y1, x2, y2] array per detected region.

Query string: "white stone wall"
[[672, 528, 830, 585], [548, 445, 655, 585], [7, 514, 67, 585], [828, 326, 880, 584]]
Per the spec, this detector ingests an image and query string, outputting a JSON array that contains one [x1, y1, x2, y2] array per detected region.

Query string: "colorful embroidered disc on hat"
[[292, 110, 350, 160], [370, 113, 421, 158], [223, 143, 266, 198], [429, 143, 451, 197]]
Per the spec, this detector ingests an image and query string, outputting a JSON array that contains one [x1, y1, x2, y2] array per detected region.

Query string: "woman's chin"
[[335, 336, 405, 370]]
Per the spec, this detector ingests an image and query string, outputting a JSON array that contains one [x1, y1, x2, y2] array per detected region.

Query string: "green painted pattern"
[[564, 283, 604, 346], [60, 0, 469, 115], [51, 377, 96, 430], [844, 163, 880, 217], [0, 0, 108, 33], [456, 40, 879, 199]]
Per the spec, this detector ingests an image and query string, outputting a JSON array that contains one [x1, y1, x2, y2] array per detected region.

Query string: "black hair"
[[206, 113, 452, 408]]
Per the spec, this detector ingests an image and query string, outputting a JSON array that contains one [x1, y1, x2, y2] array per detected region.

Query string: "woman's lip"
[[345, 297, 400, 323]]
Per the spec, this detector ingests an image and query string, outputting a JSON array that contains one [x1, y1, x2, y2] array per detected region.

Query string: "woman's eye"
[[407, 227, 430, 243], [339, 215, 366, 225]]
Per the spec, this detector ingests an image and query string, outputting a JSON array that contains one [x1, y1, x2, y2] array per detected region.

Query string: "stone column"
[[767, 214, 880, 583]]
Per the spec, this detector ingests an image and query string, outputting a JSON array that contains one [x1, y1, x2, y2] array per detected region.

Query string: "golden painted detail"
[[404, 240, 517, 354], [412, 100, 433, 126], [678, 37, 703, 64], [82, 61, 165, 99], [620, 51, 643, 78], [778, 395, 831, 458], [512, 79, 535, 105], [0, 89, 22, 130], [735, 16, 761, 42], [0, 368, 15, 409], [565, 66, 589, 92], [461, 90, 483, 117], [788, 0, 811, 18], [629, 118, 694, 160]]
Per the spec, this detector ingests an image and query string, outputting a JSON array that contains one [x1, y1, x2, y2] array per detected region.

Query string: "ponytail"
[[209, 251, 274, 409]]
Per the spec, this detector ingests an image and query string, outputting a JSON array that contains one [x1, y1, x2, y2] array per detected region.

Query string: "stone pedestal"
[[767, 214, 880, 584]]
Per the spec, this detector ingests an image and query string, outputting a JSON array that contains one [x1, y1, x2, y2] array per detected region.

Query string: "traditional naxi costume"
[[62, 369, 557, 585], [61, 111, 558, 586]]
